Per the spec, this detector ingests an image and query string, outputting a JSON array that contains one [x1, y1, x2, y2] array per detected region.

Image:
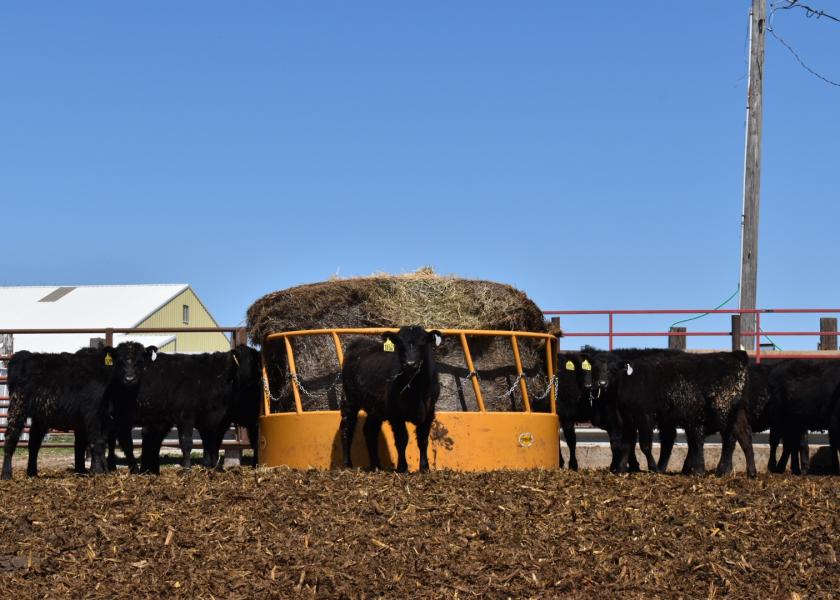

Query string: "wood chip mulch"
[[1, 468, 838, 599]]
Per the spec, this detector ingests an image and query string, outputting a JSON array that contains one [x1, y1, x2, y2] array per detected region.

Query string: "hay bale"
[[247, 269, 553, 413]]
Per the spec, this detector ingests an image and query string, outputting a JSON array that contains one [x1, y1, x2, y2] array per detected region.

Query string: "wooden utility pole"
[[739, 0, 766, 350]]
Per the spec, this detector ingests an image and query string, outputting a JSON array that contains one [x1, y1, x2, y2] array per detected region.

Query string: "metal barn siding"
[[135, 288, 230, 352]]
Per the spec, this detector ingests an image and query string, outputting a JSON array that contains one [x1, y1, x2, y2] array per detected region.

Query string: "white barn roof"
[[0, 284, 189, 353]]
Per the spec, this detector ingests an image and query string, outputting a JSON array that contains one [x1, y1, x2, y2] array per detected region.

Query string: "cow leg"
[[1, 394, 27, 480], [209, 425, 229, 471], [768, 427, 782, 473], [637, 419, 658, 473], [608, 429, 623, 473], [390, 419, 410, 473], [74, 430, 89, 475], [561, 419, 578, 471], [798, 433, 810, 475], [140, 424, 168, 475], [107, 432, 117, 472], [177, 421, 194, 469], [26, 421, 48, 478], [339, 409, 358, 469], [88, 432, 108, 475], [415, 413, 434, 473], [616, 425, 637, 474], [198, 428, 217, 469], [362, 416, 383, 471], [557, 417, 565, 469], [786, 432, 802, 475], [657, 424, 677, 472], [683, 428, 705, 475], [116, 426, 138, 474], [246, 422, 260, 467], [735, 415, 757, 478], [716, 429, 737, 477]]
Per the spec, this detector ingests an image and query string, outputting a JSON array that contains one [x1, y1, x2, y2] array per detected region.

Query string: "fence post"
[[550, 317, 561, 350], [731, 315, 742, 351], [668, 327, 686, 350], [0, 334, 12, 442], [105, 328, 114, 348], [233, 327, 248, 348], [820, 318, 838, 351]]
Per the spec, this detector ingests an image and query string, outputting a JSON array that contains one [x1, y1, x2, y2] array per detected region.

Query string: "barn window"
[[182, 304, 190, 324]]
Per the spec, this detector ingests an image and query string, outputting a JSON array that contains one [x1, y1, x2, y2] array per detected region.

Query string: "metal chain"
[[535, 374, 558, 401], [496, 373, 524, 400], [291, 373, 317, 399]]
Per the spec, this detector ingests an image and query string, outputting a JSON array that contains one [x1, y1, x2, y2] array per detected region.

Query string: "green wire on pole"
[[668, 283, 783, 350], [669, 285, 740, 328]]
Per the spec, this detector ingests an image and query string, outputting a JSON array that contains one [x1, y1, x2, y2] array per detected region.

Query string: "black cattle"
[[589, 348, 678, 473], [110, 345, 262, 475], [340, 326, 442, 473], [766, 359, 840, 475], [592, 349, 754, 476], [552, 351, 596, 470], [1, 342, 154, 479]]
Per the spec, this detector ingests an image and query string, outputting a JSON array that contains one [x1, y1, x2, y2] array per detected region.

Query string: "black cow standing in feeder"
[[340, 326, 443, 472]]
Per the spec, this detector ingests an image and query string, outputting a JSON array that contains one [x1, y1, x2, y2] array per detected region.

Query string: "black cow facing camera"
[[1, 342, 155, 480], [340, 325, 443, 473]]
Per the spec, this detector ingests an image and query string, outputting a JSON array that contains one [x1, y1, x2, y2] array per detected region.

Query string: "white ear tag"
[[625, 364, 633, 376], [434, 333, 442, 347], [151, 350, 158, 362]]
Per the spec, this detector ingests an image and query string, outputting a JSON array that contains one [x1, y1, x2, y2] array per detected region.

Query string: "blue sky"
[[2, 2, 838, 349]]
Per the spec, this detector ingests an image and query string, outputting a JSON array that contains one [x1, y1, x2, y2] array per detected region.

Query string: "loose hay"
[[247, 270, 553, 412], [1, 469, 838, 598]]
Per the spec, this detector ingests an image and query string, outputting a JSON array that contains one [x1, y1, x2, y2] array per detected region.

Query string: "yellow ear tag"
[[581, 360, 592, 371], [565, 360, 575, 371], [104, 353, 113, 366], [383, 339, 395, 353]]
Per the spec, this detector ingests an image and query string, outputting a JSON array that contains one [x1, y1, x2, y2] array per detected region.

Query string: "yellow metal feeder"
[[258, 328, 559, 471]]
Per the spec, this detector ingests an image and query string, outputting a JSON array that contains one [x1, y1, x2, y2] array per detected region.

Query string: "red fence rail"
[[543, 308, 840, 363]]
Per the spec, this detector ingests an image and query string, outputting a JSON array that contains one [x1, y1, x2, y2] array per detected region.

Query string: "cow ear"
[[428, 330, 443, 347], [146, 346, 159, 362]]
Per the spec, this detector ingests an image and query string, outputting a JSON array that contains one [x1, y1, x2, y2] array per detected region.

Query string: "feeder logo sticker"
[[565, 360, 575, 371], [518, 432, 534, 448], [383, 339, 395, 353]]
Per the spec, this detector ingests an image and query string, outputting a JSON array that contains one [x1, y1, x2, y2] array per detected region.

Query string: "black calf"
[[340, 326, 442, 473]]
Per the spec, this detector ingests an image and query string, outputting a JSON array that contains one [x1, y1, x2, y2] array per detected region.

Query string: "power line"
[[772, 1, 840, 24], [767, 1, 840, 87], [767, 25, 840, 86]]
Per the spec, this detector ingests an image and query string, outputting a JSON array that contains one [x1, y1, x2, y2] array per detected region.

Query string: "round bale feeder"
[[258, 328, 560, 471]]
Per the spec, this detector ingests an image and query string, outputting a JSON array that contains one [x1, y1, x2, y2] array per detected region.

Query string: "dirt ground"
[[1, 465, 838, 599]]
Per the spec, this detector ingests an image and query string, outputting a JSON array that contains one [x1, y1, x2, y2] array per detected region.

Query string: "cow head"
[[558, 352, 593, 393], [590, 352, 633, 398], [230, 345, 261, 388], [382, 326, 443, 372], [107, 342, 158, 387]]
